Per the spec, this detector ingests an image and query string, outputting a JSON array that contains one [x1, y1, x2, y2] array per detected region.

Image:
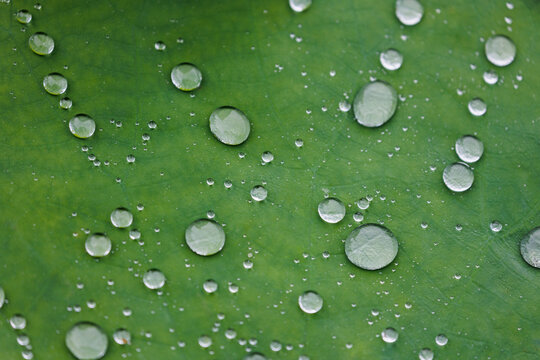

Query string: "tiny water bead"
[[435, 334, 448, 346], [485, 35, 516, 67], [468, 98, 487, 117], [250, 185, 268, 202], [85, 233, 112, 258], [289, 0, 312, 13], [203, 279, 218, 294], [60, 97, 72, 109], [520, 227, 540, 268], [28, 32, 54, 55], [110, 208, 133, 228], [455, 135, 484, 163], [490, 221, 503, 233], [298, 291, 323, 314], [185, 219, 226, 256], [113, 329, 131, 345], [380, 49, 403, 71], [443, 163, 474, 192], [143, 269, 166, 289], [418, 348, 434, 360], [198, 335, 212, 348], [65, 322, 108, 360], [353, 81, 398, 128], [10, 314, 26, 330], [43, 73, 68, 95], [345, 224, 398, 270], [171, 63, 202, 91], [318, 198, 346, 224], [69, 114, 96, 139], [381, 327, 398, 343], [395, 0, 424, 26], [16, 10, 32, 24], [209, 106, 251, 146]]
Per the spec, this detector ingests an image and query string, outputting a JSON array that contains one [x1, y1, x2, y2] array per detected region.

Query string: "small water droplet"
[[85, 233, 112, 258], [356, 198, 370, 210], [339, 100, 351, 112], [143, 269, 166, 290], [468, 98, 487, 116], [17, 334, 30, 346], [298, 291, 323, 314], [485, 35, 516, 67], [295, 138, 304, 147], [60, 97, 72, 109], [354, 81, 398, 128], [16, 10, 32, 24], [10, 314, 26, 330], [171, 63, 202, 91], [65, 322, 108, 360], [381, 327, 399, 343], [29, 32, 54, 55], [113, 329, 131, 345], [69, 114, 96, 139], [289, 0, 312, 13], [250, 185, 268, 201], [520, 227, 540, 268], [380, 49, 403, 71], [126, 154, 136, 163], [270, 340, 282, 352], [209, 107, 250, 145], [154, 41, 166, 51], [203, 279, 218, 293], [185, 219, 226, 256], [483, 70, 499, 85], [395, 0, 424, 26], [435, 334, 448, 346], [198, 335, 212, 348], [353, 212, 364, 222], [455, 135, 484, 163], [110, 208, 133, 228], [0, 287, 5, 309], [318, 198, 345, 224], [443, 163, 474, 192], [418, 348, 434, 360], [261, 151, 274, 163], [225, 329, 237, 339], [43, 73, 68, 95], [490, 221, 502, 233], [345, 224, 398, 270]]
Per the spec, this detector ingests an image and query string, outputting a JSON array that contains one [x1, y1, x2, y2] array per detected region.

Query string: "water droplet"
[[143, 269, 166, 289], [10, 314, 26, 330], [455, 135, 484, 163], [0, 287, 4, 309], [339, 100, 351, 112], [354, 81, 398, 128], [435, 334, 448, 346], [270, 340, 282, 351], [110, 208, 133, 228], [261, 151, 274, 163], [29, 32, 54, 55], [490, 221, 502, 233], [289, 0, 312, 13], [60, 97, 72, 109], [85, 233, 112, 258], [245, 353, 267, 360], [16, 10, 32, 24], [22, 350, 33, 360], [225, 329, 237, 339], [395, 0, 424, 26], [198, 335, 212, 348], [298, 291, 323, 314], [295, 138, 304, 147], [520, 227, 540, 268], [126, 154, 135, 163], [483, 70, 499, 85], [381, 327, 398, 343], [113, 329, 131, 345], [418, 348, 434, 360], [345, 224, 398, 270], [353, 212, 364, 222], [443, 163, 474, 192], [185, 219, 226, 256], [65, 322, 108, 360], [380, 49, 403, 71], [356, 197, 370, 210], [250, 185, 268, 201], [43, 73, 68, 95], [485, 35, 516, 67], [171, 63, 202, 91], [318, 198, 346, 224], [203, 279, 218, 293], [17, 334, 30, 346], [468, 98, 487, 116], [154, 41, 166, 51], [69, 114, 96, 139], [243, 259, 253, 269], [209, 107, 250, 145]]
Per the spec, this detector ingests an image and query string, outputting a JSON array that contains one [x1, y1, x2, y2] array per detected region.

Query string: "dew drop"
[[203, 279, 218, 294], [261, 151, 274, 163], [354, 81, 398, 128], [435, 334, 448, 346], [520, 227, 540, 268], [443, 163, 474, 192], [339, 100, 351, 112], [380, 49, 403, 71], [418, 348, 434, 360], [85, 233, 112, 258], [43, 73, 68, 95], [17, 334, 30, 346], [110, 208, 133, 228], [65, 322, 108, 360], [143, 269, 166, 290], [381, 327, 398, 343], [289, 0, 312, 13], [209, 107, 250, 145], [295, 138, 304, 148], [10, 314, 26, 330], [60, 97, 72, 109], [69, 114, 96, 139], [171, 63, 202, 91], [250, 185, 268, 202], [345, 224, 398, 270], [198, 335, 212, 348], [395, 0, 424, 26], [113, 329, 131, 345], [29, 32, 54, 55], [185, 219, 226, 256], [0, 287, 4, 309], [318, 198, 346, 224], [468, 98, 487, 116], [353, 212, 364, 222], [455, 135, 484, 163], [16, 10, 32, 24], [490, 221, 502, 233], [298, 291, 323, 314], [154, 41, 166, 51], [483, 70, 499, 85], [485, 35, 516, 67]]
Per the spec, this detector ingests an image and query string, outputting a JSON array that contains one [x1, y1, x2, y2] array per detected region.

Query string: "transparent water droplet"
[[245, 353, 267, 360], [354, 81, 398, 128], [289, 0, 312, 13], [250, 185, 268, 202], [357, 197, 370, 210], [0, 287, 4, 309], [22, 350, 33, 360], [203, 279, 218, 294], [171, 63, 202, 91], [380, 49, 403, 71], [298, 291, 323, 314], [228, 283, 239, 293], [395, 0, 424, 26], [129, 229, 141, 240], [60, 97, 72, 109], [243, 259, 253, 269], [261, 151, 274, 163], [29, 32, 54, 55], [295, 138, 304, 147], [17, 334, 30, 346], [435, 334, 448, 346], [468, 98, 487, 116], [225, 329, 237, 339], [143, 269, 166, 289], [16, 10, 32, 24], [113, 329, 131, 345], [65, 322, 108, 360], [185, 219, 226, 256], [339, 100, 351, 112], [490, 221, 502, 233], [418, 348, 434, 360], [345, 224, 398, 270], [10, 314, 26, 330], [443, 163, 474, 192], [520, 227, 540, 268], [353, 212, 364, 222], [381, 327, 398, 343], [126, 154, 135, 163], [483, 70, 499, 85], [85, 233, 112, 258], [198, 335, 212, 348], [109, 209, 132, 230], [455, 135, 484, 163], [209, 107, 250, 145], [318, 198, 346, 224], [69, 114, 96, 139], [485, 35, 516, 67], [154, 41, 166, 51], [270, 340, 282, 352], [43, 73, 68, 95]]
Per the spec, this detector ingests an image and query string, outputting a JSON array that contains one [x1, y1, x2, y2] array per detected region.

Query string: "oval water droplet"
[[380, 49, 403, 71], [354, 81, 398, 128], [198, 335, 212, 348], [16, 10, 32, 24], [435, 334, 448, 346], [203, 279, 218, 294], [0, 287, 4, 309], [468, 98, 487, 117], [154, 41, 166, 51], [483, 70, 499, 85], [143, 269, 166, 289], [261, 151, 274, 163], [69, 114, 96, 139], [171, 63, 202, 91], [318, 198, 345, 224], [418, 348, 434, 360], [485, 35, 516, 67], [250, 185, 268, 201], [345, 224, 398, 270], [185, 219, 226, 256], [381, 327, 399, 343], [85, 233, 112, 258], [29, 32, 54, 55], [520, 227, 540, 268], [298, 291, 323, 314], [65, 322, 108, 360], [339, 100, 351, 112], [209, 107, 251, 145], [60, 97, 72, 109], [113, 329, 131, 345], [395, 0, 424, 26], [289, 0, 312, 13], [43, 73, 68, 95], [455, 135, 484, 163], [443, 163, 474, 192], [10, 314, 26, 330], [489, 221, 502, 233], [110, 208, 133, 228]]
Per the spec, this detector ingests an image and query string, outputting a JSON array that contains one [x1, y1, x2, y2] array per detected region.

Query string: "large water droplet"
[[185, 219, 226, 256], [171, 63, 202, 91], [443, 163, 474, 192], [113, 329, 131, 345], [468, 98, 487, 117], [43, 73, 68, 95], [345, 224, 398, 270], [435, 334, 448, 346], [298, 291, 323, 314], [289, 0, 312, 12], [110, 208, 133, 228], [353, 81, 398, 128], [209, 107, 251, 145], [65, 322, 108, 360], [455, 135, 483, 163], [16, 10, 32, 24], [395, 0, 424, 26], [381, 327, 398, 343], [380, 49, 403, 71], [69, 114, 96, 139], [85, 233, 112, 258], [485, 35, 516, 67], [251, 185, 268, 202], [318, 198, 346, 224], [520, 227, 540, 268], [143, 269, 166, 289], [28, 32, 54, 55], [418, 348, 434, 360]]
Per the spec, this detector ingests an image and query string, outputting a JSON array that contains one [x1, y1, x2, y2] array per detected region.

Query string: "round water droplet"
[[171, 63, 202, 91], [483, 70, 499, 85], [468, 98, 487, 117], [381, 327, 398, 343], [154, 41, 166, 51], [113, 329, 131, 345], [289, 0, 312, 12], [110, 208, 133, 228], [43, 73, 68, 95], [357, 198, 370, 210], [298, 291, 323, 314], [17, 334, 30, 346], [354, 81, 398, 128], [203, 279, 218, 293], [418, 348, 434, 360], [60, 97, 72, 109], [318, 198, 345, 224], [380, 49, 403, 71], [485, 35, 516, 67], [443, 163, 474, 192], [520, 227, 540, 268], [198, 335, 212, 348], [261, 151, 274, 163], [65, 322, 108, 360], [10, 314, 26, 330], [435, 334, 448, 346], [490, 221, 502, 233], [270, 340, 282, 352], [16, 10, 32, 24], [143, 269, 166, 289], [353, 212, 364, 222], [339, 100, 351, 112], [395, 0, 424, 26], [85, 233, 111, 258], [69, 114, 96, 139], [28, 32, 54, 55], [250, 185, 268, 201], [185, 219, 226, 256], [345, 224, 398, 270], [245, 353, 267, 360], [209, 107, 250, 145], [455, 135, 483, 163]]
